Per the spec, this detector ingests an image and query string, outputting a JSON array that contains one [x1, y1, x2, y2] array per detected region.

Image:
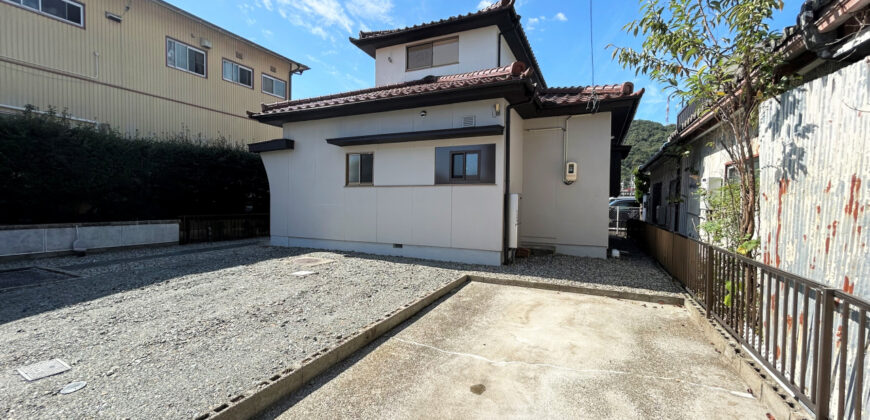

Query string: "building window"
[[4, 0, 84, 26], [406, 37, 458, 71], [724, 157, 760, 182], [346, 153, 373, 186], [222, 59, 252, 88], [262, 74, 287, 99], [166, 38, 206, 77], [450, 151, 480, 181], [435, 144, 494, 184]]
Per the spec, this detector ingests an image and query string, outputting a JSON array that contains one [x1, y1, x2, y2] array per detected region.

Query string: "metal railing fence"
[[179, 214, 269, 244], [609, 206, 642, 234], [629, 220, 868, 420]]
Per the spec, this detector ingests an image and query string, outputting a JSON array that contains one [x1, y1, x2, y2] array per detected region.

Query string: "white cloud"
[[267, 0, 396, 39], [276, 0, 354, 34], [477, 0, 494, 10], [346, 0, 394, 24], [554, 12, 567, 21], [261, 29, 274, 39]]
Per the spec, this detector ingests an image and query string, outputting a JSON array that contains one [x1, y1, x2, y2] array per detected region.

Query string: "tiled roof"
[[251, 62, 532, 117], [354, 0, 514, 40], [348, 0, 546, 88], [538, 83, 645, 106]]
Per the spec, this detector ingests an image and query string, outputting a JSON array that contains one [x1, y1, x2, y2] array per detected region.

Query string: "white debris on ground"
[[0, 239, 680, 419]]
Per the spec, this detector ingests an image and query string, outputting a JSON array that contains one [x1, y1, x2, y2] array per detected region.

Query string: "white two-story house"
[[247, 0, 644, 265]]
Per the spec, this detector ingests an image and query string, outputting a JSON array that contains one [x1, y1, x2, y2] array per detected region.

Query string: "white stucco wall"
[[374, 26, 503, 86], [519, 113, 612, 258], [263, 99, 508, 265]]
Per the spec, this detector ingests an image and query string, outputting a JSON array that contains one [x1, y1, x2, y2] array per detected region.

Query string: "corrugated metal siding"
[[758, 58, 870, 300], [0, 0, 295, 143]]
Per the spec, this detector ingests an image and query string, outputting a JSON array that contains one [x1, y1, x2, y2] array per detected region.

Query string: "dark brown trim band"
[[326, 125, 505, 146], [248, 138, 295, 153], [0, 56, 250, 121]]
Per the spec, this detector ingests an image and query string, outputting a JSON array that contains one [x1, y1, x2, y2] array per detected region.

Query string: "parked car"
[[609, 197, 641, 231]]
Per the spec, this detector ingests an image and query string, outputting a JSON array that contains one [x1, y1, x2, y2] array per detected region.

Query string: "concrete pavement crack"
[[390, 337, 756, 399]]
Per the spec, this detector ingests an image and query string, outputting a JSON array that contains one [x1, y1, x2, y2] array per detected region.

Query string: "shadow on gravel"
[[326, 235, 678, 297], [255, 284, 465, 420], [0, 245, 308, 325]]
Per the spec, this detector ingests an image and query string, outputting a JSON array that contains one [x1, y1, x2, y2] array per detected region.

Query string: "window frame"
[[345, 152, 374, 187], [3, 0, 85, 28], [165, 37, 207, 78], [221, 58, 253, 89], [261, 73, 287, 99], [449, 151, 480, 182], [435, 144, 495, 185], [405, 36, 459, 71]]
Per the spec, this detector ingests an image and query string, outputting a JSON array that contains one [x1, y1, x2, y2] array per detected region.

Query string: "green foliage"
[[0, 107, 268, 224], [696, 180, 758, 254], [610, 0, 790, 255], [632, 168, 649, 202], [621, 119, 675, 186]]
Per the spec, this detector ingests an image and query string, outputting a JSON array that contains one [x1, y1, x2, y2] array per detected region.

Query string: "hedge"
[[0, 108, 269, 224]]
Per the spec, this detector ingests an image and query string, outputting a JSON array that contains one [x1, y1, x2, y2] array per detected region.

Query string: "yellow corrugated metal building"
[[0, 0, 307, 144]]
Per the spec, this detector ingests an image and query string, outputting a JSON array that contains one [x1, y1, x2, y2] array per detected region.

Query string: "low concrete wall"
[[0, 220, 179, 258]]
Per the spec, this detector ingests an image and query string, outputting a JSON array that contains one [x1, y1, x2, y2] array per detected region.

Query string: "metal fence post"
[[705, 244, 714, 317], [815, 287, 835, 420]]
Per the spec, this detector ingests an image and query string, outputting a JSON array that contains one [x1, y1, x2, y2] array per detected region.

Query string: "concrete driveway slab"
[[267, 282, 770, 419]]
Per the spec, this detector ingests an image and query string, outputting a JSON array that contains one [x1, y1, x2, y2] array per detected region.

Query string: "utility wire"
[[589, 0, 595, 86]]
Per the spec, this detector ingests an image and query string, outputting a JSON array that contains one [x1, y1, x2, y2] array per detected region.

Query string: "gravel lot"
[[0, 239, 680, 419]]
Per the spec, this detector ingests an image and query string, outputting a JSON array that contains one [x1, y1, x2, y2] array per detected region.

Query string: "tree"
[[610, 0, 792, 255], [621, 119, 675, 187]]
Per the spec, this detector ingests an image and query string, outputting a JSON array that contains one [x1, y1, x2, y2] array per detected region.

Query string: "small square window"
[[450, 151, 480, 181], [347, 153, 374, 186]]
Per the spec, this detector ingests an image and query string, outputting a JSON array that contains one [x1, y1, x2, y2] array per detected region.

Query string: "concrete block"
[[0, 229, 44, 255]]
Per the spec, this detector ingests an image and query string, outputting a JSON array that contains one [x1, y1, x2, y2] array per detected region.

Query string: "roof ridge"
[[353, 0, 514, 40]]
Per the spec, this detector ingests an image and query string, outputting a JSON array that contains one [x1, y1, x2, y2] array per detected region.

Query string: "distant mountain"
[[621, 120, 675, 186]]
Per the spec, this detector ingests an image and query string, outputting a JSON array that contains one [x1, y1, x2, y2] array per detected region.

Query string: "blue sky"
[[165, 0, 805, 124]]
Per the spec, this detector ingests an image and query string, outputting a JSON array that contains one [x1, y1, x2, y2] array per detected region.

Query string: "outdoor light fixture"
[[420, 110, 427, 117], [493, 103, 501, 117]]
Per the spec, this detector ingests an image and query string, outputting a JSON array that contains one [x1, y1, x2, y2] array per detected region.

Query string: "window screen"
[[347, 153, 374, 185], [262, 74, 286, 99], [406, 37, 458, 71], [222, 60, 253, 87], [166, 38, 206, 76], [406, 43, 432, 70]]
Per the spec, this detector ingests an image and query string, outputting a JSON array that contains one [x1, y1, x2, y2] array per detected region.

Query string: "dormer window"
[[406, 37, 458, 71]]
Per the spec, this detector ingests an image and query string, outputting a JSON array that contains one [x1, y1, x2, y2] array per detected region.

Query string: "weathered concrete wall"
[[758, 58, 870, 299], [0, 221, 179, 258]]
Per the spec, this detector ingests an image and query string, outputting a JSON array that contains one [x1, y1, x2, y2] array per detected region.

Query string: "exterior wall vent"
[[462, 115, 476, 127], [235, 51, 244, 60], [270, 65, 277, 73], [105, 12, 122, 23], [200, 38, 213, 49]]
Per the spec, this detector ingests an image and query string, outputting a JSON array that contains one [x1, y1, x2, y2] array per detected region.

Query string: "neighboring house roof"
[[640, 0, 869, 172], [150, 0, 309, 73], [249, 61, 644, 144], [349, 0, 546, 88]]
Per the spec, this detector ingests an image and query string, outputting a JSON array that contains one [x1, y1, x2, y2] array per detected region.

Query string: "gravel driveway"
[[0, 239, 680, 419]]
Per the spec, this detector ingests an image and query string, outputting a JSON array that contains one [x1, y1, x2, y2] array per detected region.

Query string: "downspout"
[[503, 95, 535, 264]]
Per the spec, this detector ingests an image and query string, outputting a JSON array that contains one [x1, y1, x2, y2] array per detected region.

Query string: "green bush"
[[0, 107, 268, 224]]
